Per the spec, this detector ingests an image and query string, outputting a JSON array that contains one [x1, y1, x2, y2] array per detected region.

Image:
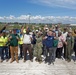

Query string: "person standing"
[[34, 32, 42, 63], [73, 29, 76, 61], [23, 29, 33, 62], [65, 31, 74, 62], [53, 31, 58, 62], [18, 31, 23, 59], [62, 27, 68, 59], [56, 32, 64, 59], [44, 30, 54, 65], [9, 29, 20, 63], [0, 33, 4, 62], [2, 30, 9, 62]]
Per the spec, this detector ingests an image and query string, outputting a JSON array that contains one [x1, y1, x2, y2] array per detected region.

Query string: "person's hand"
[[45, 36, 47, 39], [9, 36, 12, 39], [16, 36, 19, 39], [65, 42, 67, 45]]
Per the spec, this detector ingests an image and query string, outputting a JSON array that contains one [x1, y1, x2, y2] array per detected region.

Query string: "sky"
[[0, 0, 76, 23]]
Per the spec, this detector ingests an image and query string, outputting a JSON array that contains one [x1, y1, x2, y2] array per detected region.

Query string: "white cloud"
[[0, 15, 76, 24], [30, 0, 76, 9]]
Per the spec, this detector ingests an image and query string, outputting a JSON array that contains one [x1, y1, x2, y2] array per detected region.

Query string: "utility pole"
[[28, 13, 31, 25]]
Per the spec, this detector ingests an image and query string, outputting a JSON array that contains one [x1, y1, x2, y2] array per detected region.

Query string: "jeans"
[[3, 46, 9, 59], [45, 47, 55, 63], [53, 47, 57, 61], [0, 47, 4, 60], [19, 44, 23, 58]]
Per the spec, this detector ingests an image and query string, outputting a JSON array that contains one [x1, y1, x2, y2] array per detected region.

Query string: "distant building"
[[69, 24, 76, 26]]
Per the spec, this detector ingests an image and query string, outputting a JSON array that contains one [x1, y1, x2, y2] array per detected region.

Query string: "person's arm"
[[0, 24, 8, 33], [71, 36, 74, 50], [54, 37, 58, 40], [16, 35, 20, 41]]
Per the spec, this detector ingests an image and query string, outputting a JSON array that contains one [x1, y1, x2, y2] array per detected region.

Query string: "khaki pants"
[[10, 46, 18, 61]]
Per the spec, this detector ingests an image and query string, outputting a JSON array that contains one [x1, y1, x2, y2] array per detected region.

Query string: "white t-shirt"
[[62, 32, 68, 41], [23, 34, 32, 44]]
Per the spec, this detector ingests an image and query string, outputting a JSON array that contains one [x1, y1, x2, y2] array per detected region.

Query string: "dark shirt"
[[45, 36, 54, 48], [9, 34, 19, 47]]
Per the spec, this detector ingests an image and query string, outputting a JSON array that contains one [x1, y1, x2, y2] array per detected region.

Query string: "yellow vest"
[[2, 36, 8, 46], [23, 29, 26, 33], [18, 35, 23, 45], [0, 36, 4, 46]]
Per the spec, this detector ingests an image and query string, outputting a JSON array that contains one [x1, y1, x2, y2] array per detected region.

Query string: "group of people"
[[0, 24, 76, 65]]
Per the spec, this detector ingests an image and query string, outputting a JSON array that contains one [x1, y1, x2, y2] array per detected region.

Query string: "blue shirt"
[[45, 36, 54, 48]]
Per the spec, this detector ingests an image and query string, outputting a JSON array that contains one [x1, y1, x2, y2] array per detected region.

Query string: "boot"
[[16, 59, 19, 63], [10, 59, 14, 63]]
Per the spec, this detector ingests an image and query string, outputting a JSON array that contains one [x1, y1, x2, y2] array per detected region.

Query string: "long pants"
[[66, 46, 72, 61], [63, 43, 66, 58], [74, 43, 76, 57], [56, 47, 63, 58], [34, 46, 42, 61], [0, 47, 4, 60], [2, 46, 9, 59], [8, 45, 11, 59], [10, 46, 18, 61], [42, 44, 46, 57], [45, 47, 54, 63], [23, 44, 32, 60], [19, 44, 23, 58], [53, 47, 57, 61]]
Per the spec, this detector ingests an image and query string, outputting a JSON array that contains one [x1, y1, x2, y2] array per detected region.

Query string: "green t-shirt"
[[53, 39, 58, 47], [9, 34, 19, 46]]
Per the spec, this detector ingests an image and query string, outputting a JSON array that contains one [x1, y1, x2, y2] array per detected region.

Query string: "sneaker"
[[48, 62, 51, 65], [16, 60, 19, 63], [67, 60, 71, 62], [23, 60, 26, 62], [10, 60, 14, 63], [35, 58, 38, 62], [6, 59, 9, 62], [0, 60, 3, 63], [39, 61, 42, 64], [30, 59, 33, 62]]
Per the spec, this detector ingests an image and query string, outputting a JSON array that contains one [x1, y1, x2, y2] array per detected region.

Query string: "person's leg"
[[65, 46, 68, 61], [0, 47, 4, 62], [28, 44, 33, 61], [23, 44, 27, 62], [5, 46, 9, 61], [56, 48, 59, 58], [74, 44, 76, 59], [56, 48, 60, 58], [49, 48, 53, 64], [67, 46, 71, 62], [63, 44, 66, 59], [10, 46, 14, 63], [43, 45, 46, 57], [8, 45, 11, 59], [38, 47, 42, 62], [53, 47, 57, 62], [19, 44, 23, 58], [59, 47, 63, 58], [45, 48, 48, 63], [14, 46, 19, 63]]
